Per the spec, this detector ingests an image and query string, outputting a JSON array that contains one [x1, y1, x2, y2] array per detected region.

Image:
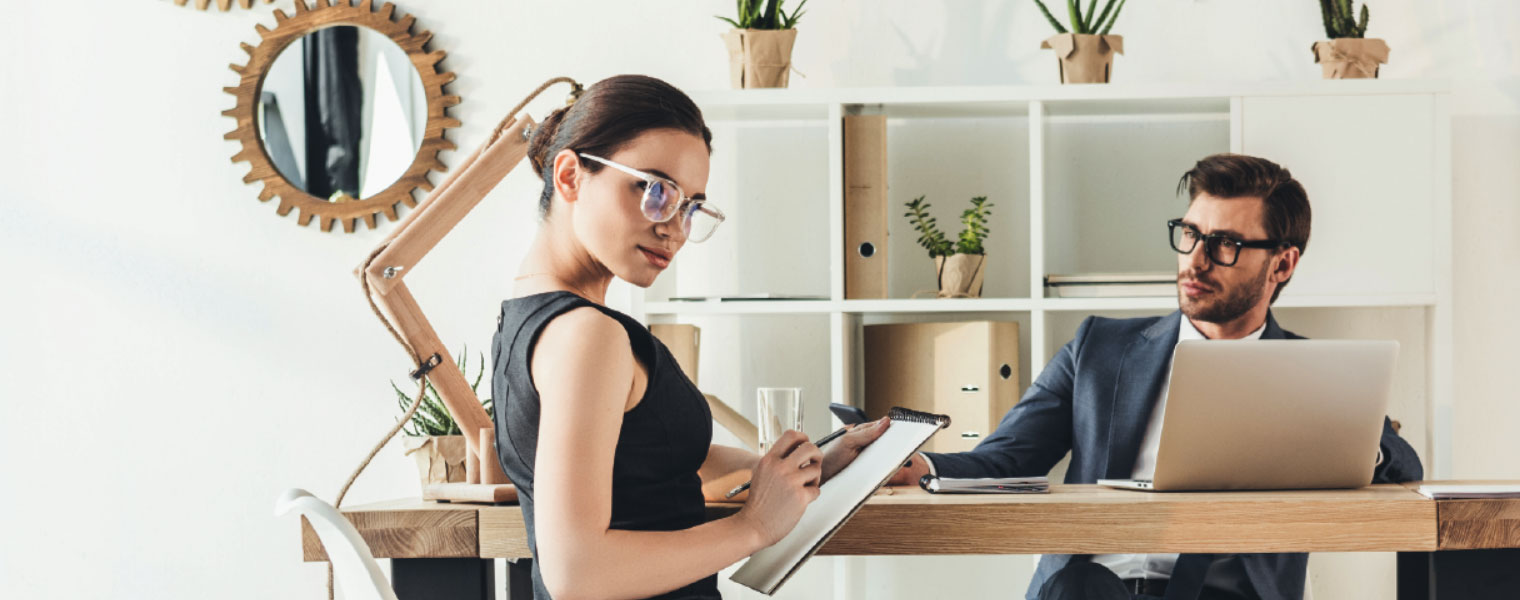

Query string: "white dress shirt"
[[1091, 316, 1264, 580]]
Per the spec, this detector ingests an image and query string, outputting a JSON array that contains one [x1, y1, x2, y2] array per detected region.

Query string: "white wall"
[[1, 1, 1517, 599]]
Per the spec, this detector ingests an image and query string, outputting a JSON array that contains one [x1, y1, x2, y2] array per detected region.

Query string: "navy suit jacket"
[[922, 311, 1424, 600]]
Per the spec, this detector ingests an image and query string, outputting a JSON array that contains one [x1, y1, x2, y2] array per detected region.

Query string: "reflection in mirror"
[[258, 26, 426, 203]]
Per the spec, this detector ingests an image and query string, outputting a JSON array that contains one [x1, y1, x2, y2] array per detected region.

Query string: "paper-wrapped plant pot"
[[1042, 33, 1124, 84], [402, 435, 468, 491], [1312, 38, 1389, 79], [722, 28, 798, 89], [934, 254, 988, 298]]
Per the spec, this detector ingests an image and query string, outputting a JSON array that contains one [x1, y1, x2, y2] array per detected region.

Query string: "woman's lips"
[[639, 246, 670, 269]]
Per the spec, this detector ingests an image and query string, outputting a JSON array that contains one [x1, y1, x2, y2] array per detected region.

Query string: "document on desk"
[[731, 407, 949, 595], [1417, 484, 1520, 499], [921, 475, 1049, 494]]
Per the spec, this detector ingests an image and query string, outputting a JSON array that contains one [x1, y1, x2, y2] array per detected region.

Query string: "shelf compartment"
[[673, 314, 836, 441], [643, 120, 832, 304], [1041, 112, 1230, 279], [883, 112, 1031, 300]]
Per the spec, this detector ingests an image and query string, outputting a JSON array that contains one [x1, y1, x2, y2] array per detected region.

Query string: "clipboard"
[[730, 407, 949, 594]]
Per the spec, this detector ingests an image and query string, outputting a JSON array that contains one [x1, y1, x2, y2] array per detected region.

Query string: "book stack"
[[1045, 272, 1175, 298]]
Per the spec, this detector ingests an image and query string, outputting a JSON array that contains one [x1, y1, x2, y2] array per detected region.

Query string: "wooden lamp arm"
[[354, 97, 548, 485], [361, 116, 535, 297]]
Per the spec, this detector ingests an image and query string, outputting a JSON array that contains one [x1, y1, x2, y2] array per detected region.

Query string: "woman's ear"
[[551, 149, 583, 203]]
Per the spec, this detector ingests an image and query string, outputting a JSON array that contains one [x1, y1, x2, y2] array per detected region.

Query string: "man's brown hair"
[[1176, 153, 1311, 303]]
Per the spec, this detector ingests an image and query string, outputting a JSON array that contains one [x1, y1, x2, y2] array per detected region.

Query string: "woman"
[[491, 74, 889, 600]]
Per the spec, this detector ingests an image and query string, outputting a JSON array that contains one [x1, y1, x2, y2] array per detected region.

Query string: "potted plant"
[[1033, 0, 1127, 84], [394, 346, 492, 493], [904, 195, 994, 298], [1312, 0, 1388, 79], [717, 0, 807, 89]]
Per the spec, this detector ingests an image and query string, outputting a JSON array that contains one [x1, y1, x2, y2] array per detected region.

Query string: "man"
[[888, 153, 1422, 600]]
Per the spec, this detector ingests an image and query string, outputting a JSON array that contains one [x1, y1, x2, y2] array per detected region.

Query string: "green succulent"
[[717, 0, 808, 30], [394, 345, 492, 437], [957, 197, 993, 256], [1032, 0, 1128, 35], [1320, 0, 1370, 39], [904, 195, 994, 258]]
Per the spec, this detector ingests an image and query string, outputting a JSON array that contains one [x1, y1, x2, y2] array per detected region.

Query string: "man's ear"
[[1273, 246, 1302, 284], [551, 149, 583, 204]]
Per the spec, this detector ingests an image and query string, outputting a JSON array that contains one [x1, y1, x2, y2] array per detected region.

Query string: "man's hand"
[[819, 418, 891, 483], [886, 452, 933, 487]]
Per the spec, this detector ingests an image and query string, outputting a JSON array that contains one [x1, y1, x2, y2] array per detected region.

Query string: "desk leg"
[[508, 558, 534, 600], [1398, 550, 1520, 600], [391, 558, 494, 600]]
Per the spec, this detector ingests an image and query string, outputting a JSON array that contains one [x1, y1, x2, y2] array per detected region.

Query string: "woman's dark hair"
[[526, 75, 713, 215], [1177, 153, 1312, 303]]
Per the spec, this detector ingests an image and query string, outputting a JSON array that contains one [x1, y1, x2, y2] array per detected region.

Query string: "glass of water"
[[756, 387, 802, 455]]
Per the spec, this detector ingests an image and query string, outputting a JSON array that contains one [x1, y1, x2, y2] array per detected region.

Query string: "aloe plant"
[[717, 0, 808, 30], [905, 195, 994, 258], [1320, 0, 1370, 39], [1033, 0, 1127, 35], [394, 345, 492, 437]]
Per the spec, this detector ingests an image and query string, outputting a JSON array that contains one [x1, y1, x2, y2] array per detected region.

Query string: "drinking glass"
[[756, 387, 802, 455]]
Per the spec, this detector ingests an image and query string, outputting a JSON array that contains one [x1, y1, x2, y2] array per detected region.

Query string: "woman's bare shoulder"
[[531, 306, 635, 388]]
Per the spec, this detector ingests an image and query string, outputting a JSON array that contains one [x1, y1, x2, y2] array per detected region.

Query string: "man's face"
[[1175, 193, 1279, 324]]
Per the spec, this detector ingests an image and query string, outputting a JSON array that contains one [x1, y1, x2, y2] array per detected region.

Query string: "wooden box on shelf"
[[862, 321, 1021, 453]]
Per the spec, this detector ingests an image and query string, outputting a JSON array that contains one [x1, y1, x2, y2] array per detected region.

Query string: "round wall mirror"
[[225, 0, 460, 233]]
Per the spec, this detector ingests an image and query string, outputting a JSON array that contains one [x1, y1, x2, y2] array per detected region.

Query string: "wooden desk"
[[300, 483, 1520, 600]]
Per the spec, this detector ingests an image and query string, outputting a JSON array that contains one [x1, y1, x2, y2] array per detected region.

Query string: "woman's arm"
[[531, 308, 820, 600], [700, 422, 892, 501], [699, 444, 758, 501]]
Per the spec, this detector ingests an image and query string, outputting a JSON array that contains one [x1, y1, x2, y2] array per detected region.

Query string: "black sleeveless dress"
[[491, 291, 719, 600]]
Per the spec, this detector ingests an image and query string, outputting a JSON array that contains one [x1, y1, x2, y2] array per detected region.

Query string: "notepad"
[[921, 475, 1049, 494], [731, 407, 949, 595]]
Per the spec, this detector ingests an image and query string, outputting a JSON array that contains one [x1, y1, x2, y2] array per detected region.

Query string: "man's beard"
[[1179, 260, 1271, 324]]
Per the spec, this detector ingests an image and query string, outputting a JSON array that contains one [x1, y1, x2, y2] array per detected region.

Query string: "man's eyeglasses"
[[1167, 218, 1290, 267], [578, 153, 725, 243]]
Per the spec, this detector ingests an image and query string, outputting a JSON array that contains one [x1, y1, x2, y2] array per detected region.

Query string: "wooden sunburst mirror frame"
[[223, 0, 461, 233], [173, 0, 274, 11]]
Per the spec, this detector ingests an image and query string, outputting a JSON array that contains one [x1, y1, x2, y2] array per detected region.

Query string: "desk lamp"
[[340, 77, 581, 506]]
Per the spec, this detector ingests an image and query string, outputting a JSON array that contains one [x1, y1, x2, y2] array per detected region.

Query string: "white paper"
[[1417, 484, 1520, 499]]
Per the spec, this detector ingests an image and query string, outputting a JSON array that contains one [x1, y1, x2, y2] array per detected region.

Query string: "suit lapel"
[[1102, 311, 1182, 479], [1262, 310, 1287, 340]]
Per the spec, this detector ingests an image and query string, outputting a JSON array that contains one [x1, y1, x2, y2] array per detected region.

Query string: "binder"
[[731, 407, 948, 594], [649, 324, 700, 386], [862, 321, 1021, 453], [843, 114, 888, 299]]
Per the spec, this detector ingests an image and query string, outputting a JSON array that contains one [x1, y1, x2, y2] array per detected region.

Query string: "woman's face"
[[563, 128, 710, 288]]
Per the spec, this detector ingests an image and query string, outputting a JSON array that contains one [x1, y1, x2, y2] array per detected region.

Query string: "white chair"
[[276, 488, 400, 600]]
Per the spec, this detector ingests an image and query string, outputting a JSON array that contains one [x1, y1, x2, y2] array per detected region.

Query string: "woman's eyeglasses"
[[578, 153, 725, 243]]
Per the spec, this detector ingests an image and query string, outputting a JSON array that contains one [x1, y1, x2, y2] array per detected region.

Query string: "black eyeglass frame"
[[1166, 218, 1292, 267]]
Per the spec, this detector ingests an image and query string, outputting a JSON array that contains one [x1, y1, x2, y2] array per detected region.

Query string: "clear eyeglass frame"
[[578, 153, 725, 243]]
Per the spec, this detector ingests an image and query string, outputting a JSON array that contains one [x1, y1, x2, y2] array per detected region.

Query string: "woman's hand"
[[820, 417, 891, 484], [735, 430, 823, 547]]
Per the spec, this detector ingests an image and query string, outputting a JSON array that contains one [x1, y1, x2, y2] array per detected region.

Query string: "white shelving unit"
[[623, 80, 1453, 482]]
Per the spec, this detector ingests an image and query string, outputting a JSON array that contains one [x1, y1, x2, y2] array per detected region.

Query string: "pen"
[[725, 426, 851, 500]]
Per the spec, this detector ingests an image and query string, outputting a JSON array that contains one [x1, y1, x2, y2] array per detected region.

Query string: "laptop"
[[1098, 339, 1399, 492]]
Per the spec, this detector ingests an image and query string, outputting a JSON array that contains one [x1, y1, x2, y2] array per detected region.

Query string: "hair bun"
[[528, 106, 571, 177]]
